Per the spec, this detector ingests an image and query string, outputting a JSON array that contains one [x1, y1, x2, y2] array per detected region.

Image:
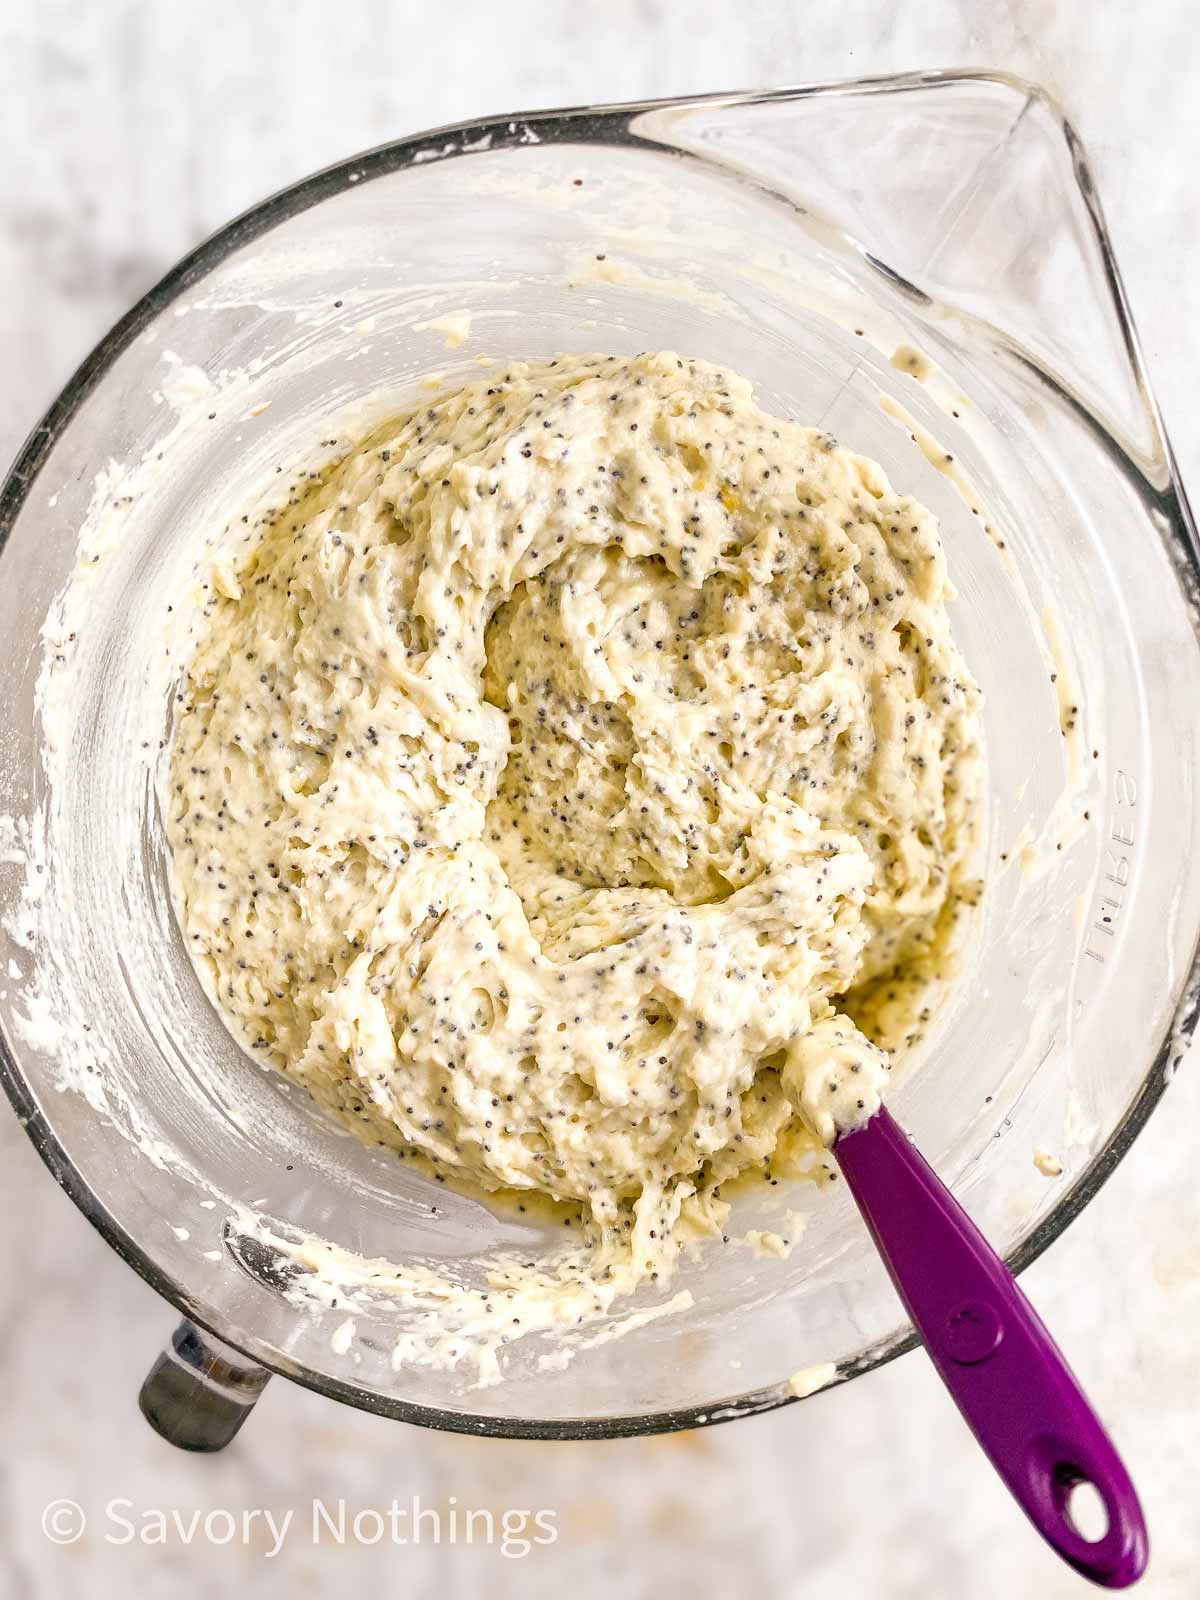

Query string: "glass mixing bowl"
[[2, 71, 1199, 1446]]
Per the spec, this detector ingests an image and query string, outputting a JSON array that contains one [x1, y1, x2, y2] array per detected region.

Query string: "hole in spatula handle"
[[1029, 1442, 1147, 1587], [1058, 1470, 1110, 1543]]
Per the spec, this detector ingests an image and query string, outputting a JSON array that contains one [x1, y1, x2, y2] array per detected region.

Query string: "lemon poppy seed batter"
[[168, 352, 983, 1294]]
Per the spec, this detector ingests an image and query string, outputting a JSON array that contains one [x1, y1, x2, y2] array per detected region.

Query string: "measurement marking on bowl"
[[1083, 769, 1137, 966]]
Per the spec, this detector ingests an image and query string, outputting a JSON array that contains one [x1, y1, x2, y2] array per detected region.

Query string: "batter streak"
[[168, 352, 983, 1293]]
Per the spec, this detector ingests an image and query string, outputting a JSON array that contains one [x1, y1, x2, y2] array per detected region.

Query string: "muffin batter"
[[168, 352, 983, 1291]]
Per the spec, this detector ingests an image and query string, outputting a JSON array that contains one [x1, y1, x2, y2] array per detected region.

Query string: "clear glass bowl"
[[2, 71, 1198, 1442]]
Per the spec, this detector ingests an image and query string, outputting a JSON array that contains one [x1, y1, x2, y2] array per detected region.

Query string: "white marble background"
[[1, 3, 1198, 1596]]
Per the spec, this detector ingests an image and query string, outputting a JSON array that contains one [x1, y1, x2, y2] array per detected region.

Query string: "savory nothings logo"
[[41, 1495, 559, 1559]]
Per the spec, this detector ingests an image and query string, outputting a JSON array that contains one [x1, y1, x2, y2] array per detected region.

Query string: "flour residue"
[[415, 310, 473, 349]]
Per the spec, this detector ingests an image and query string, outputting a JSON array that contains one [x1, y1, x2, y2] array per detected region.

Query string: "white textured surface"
[[2, 4, 1198, 1596]]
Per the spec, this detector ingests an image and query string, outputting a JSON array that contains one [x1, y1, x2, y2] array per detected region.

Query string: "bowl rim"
[[3, 69, 1199, 1441]]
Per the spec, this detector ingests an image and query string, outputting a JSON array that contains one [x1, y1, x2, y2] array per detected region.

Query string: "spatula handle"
[[835, 1107, 1147, 1588]]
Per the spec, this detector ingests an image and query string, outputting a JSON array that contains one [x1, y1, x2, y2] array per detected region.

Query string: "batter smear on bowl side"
[[168, 352, 984, 1308]]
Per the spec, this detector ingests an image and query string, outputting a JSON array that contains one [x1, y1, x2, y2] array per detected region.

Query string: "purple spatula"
[[834, 1106, 1148, 1588]]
